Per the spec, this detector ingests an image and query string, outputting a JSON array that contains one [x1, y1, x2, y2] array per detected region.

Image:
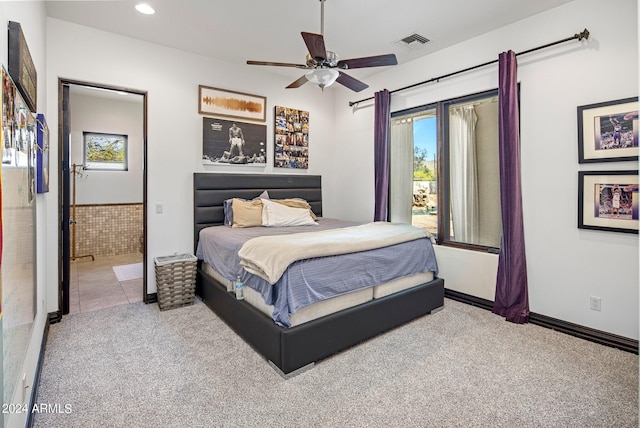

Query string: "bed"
[[193, 172, 444, 375]]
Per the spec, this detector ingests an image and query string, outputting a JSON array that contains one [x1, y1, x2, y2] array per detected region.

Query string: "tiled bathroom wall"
[[72, 203, 143, 257]]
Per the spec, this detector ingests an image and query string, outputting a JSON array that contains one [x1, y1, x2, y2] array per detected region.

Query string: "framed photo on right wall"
[[578, 170, 638, 234], [578, 97, 638, 163]]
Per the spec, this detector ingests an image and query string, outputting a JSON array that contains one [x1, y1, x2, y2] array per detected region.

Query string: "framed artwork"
[[26, 110, 36, 203], [198, 85, 266, 122], [2, 68, 17, 166], [274, 105, 309, 169], [36, 113, 49, 193], [13, 82, 32, 170], [8, 21, 37, 112], [83, 132, 128, 170], [578, 170, 638, 234], [578, 97, 638, 163], [202, 117, 266, 165]]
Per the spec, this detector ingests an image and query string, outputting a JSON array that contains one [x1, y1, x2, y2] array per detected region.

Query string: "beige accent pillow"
[[231, 198, 263, 228], [273, 199, 317, 219]]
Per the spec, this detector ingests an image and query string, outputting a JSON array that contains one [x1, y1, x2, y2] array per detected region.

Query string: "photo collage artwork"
[[274, 106, 309, 169]]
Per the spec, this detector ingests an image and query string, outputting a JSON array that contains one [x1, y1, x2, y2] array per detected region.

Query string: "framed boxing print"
[[578, 97, 638, 163], [578, 170, 638, 234], [198, 85, 266, 122], [202, 117, 266, 165]]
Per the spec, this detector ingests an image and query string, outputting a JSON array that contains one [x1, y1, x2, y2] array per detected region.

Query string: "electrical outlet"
[[155, 204, 163, 214], [590, 296, 601, 311]]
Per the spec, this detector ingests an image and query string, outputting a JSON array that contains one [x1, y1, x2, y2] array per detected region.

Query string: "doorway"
[[58, 79, 148, 318]]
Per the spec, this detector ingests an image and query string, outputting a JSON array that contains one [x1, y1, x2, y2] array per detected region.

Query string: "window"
[[390, 107, 438, 235], [390, 89, 502, 252], [443, 92, 501, 249], [83, 132, 128, 171]]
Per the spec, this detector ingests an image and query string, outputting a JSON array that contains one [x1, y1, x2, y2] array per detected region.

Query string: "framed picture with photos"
[[274, 105, 309, 169]]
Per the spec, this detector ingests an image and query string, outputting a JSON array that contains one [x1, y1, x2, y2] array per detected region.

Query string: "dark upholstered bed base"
[[193, 172, 445, 374], [197, 267, 444, 374]]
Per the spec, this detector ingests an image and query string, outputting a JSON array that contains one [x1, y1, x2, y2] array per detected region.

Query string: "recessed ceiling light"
[[135, 3, 155, 15]]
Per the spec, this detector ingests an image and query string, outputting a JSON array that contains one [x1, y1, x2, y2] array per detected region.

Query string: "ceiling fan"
[[246, 0, 397, 92]]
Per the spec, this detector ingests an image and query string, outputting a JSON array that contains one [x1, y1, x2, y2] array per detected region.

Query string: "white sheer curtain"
[[389, 118, 413, 224], [449, 105, 479, 242]]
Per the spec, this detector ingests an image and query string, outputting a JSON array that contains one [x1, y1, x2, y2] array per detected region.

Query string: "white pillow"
[[261, 199, 318, 227]]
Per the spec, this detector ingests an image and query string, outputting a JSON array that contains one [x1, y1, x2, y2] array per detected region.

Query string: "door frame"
[[56, 78, 149, 319]]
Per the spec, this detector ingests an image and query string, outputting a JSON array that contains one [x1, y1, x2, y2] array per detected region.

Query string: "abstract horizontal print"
[[198, 85, 266, 122]]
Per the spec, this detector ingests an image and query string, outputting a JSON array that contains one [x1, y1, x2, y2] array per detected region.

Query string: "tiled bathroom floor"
[[69, 253, 144, 314]]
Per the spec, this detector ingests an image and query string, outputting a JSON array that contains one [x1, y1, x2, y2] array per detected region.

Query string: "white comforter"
[[238, 221, 429, 284]]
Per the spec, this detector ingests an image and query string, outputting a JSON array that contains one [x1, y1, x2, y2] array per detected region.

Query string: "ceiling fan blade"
[[247, 60, 308, 69], [337, 54, 398, 69], [336, 72, 368, 92], [286, 75, 309, 89], [301, 32, 327, 61]]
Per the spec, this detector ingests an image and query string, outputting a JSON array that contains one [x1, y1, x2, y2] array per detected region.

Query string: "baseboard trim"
[[48, 310, 62, 324], [145, 292, 157, 304], [445, 289, 494, 311], [444, 289, 639, 354], [26, 317, 50, 428]]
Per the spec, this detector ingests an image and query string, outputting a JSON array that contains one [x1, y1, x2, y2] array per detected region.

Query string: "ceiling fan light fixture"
[[305, 68, 339, 90], [135, 3, 156, 15]]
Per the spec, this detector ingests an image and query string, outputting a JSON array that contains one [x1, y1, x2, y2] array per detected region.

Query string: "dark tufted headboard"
[[193, 173, 322, 250]]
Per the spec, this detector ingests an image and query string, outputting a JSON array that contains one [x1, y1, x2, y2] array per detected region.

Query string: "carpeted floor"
[[33, 298, 638, 427]]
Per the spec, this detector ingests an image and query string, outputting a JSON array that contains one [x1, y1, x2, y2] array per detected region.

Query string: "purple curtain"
[[493, 51, 529, 324], [374, 89, 391, 221]]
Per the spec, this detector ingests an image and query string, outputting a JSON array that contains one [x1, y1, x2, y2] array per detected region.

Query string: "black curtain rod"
[[348, 28, 590, 107]]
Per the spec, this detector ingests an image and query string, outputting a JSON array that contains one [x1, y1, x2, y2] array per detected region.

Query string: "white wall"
[[331, 0, 638, 339], [0, 2, 48, 428], [46, 18, 337, 299], [70, 93, 144, 204], [46, 0, 638, 341]]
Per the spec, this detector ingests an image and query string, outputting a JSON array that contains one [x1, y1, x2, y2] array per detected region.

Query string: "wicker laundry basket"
[[154, 254, 197, 311]]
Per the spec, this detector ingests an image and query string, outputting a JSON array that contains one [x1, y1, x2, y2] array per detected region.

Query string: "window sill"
[[435, 240, 500, 254]]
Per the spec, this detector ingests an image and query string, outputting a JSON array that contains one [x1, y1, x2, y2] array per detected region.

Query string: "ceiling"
[[46, 0, 575, 86]]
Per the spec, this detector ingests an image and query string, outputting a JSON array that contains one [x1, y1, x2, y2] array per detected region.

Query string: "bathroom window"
[[83, 131, 128, 171]]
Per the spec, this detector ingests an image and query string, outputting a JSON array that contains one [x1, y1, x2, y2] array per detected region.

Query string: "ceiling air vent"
[[395, 33, 430, 50]]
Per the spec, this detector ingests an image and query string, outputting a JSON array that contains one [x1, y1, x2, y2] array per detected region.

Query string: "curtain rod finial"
[[577, 28, 590, 41]]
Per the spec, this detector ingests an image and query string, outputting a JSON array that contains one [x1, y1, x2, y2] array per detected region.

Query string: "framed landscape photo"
[[83, 132, 128, 171], [578, 97, 638, 163], [198, 85, 266, 122], [578, 170, 638, 234]]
